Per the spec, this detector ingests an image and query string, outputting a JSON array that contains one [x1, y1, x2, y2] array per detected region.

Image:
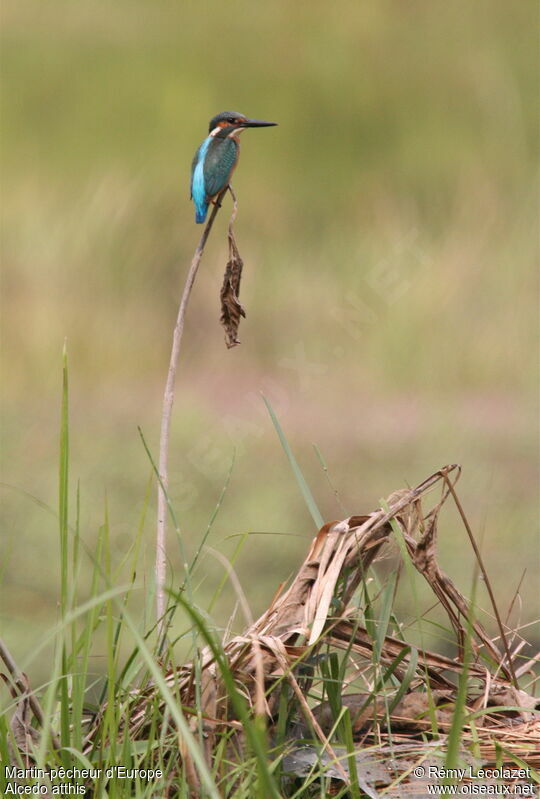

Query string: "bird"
[[190, 111, 277, 224]]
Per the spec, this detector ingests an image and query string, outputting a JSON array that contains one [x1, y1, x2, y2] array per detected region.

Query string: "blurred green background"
[[1, 0, 538, 681]]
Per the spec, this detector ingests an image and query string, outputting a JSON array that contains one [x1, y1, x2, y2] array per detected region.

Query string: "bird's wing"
[[190, 144, 203, 199], [203, 138, 238, 198]]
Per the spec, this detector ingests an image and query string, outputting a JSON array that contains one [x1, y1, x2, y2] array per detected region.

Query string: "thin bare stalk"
[[156, 187, 229, 639], [227, 184, 239, 239], [442, 473, 518, 687], [0, 637, 61, 751]]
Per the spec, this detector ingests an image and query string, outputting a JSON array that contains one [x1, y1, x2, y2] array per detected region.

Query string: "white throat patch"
[[209, 125, 246, 138]]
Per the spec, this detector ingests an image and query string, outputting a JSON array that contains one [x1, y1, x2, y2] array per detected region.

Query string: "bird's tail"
[[195, 204, 208, 224]]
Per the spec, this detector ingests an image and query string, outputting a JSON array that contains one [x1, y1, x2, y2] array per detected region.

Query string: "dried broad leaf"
[[220, 230, 245, 348]]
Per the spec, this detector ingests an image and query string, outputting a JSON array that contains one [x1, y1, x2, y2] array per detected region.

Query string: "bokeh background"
[[1, 0, 538, 682]]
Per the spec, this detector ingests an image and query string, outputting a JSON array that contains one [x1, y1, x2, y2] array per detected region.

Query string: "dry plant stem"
[[442, 474, 518, 688], [206, 547, 266, 715], [0, 637, 61, 751], [156, 187, 229, 638], [227, 185, 238, 239]]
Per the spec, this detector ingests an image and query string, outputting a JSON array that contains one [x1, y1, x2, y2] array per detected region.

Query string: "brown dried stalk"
[[0, 637, 61, 752], [442, 472, 518, 687], [156, 187, 229, 640]]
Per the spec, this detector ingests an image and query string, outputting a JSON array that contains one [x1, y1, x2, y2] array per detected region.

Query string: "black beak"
[[243, 118, 278, 128]]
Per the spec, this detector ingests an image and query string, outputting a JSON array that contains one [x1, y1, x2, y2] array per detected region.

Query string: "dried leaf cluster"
[[125, 465, 539, 793], [4, 466, 539, 796]]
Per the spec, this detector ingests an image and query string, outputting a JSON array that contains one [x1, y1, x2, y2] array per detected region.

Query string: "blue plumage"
[[190, 137, 213, 223], [189, 111, 277, 224], [190, 136, 239, 224]]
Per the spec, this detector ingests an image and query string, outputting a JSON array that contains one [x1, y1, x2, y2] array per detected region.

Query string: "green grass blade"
[[112, 599, 221, 799], [58, 344, 70, 764], [445, 582, 475, 771], [341, 709, 361, 799], [388, 646, 417, 713], [373, 571, 397, 662], [171, 589, 282, 799], [262, 394, 323, 529], [59, 342, 69, 617]]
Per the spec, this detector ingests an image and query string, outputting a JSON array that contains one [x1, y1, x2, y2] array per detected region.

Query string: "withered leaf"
[[220, 230, 245, 348]]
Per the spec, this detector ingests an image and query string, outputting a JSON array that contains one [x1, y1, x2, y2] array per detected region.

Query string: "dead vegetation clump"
[[4, 465, 538, 796], [121, 464, 540, 795]]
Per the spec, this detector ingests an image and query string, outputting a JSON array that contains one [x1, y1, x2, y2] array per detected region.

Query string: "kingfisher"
[[190, 111, 277, 224]]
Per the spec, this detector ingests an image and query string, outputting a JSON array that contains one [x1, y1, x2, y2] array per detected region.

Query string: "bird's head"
[[208, 111, 277, 137]]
